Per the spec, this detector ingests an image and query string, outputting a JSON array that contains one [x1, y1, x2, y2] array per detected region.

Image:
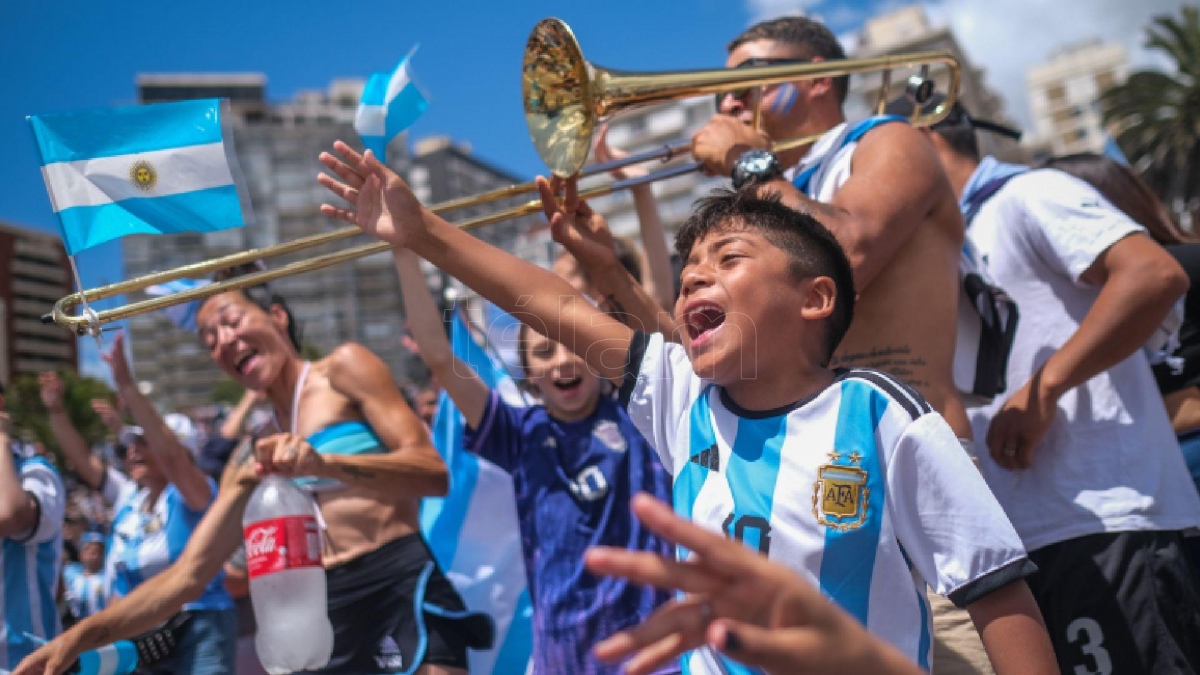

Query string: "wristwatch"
[[731, 149, 782, 189]]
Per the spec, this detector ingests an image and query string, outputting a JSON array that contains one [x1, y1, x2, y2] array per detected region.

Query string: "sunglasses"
[[715, 58, 811, 109]]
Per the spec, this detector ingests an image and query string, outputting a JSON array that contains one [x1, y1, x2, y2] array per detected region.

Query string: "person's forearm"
[[630, 186, 675, 311], [1038, 268, 1187, 401], [47, 408, 105, 489], [219, 392, 258, 439], [587, 257, 678, 339], [320, 449, 449, 497], [394, 248, 455, 371], [407, 208, 634, 381], [117, 383, 213, 510], [66, 564, 201, 653], [0, 435, 37, 538]]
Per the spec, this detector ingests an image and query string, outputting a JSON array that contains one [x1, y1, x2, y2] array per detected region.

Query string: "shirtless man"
[[690, 16, 969, 438]]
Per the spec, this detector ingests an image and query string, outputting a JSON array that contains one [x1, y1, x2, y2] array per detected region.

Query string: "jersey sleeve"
[[617, 331, 701, 475], [100, 465, 137, 506], [463, 390, 525, 473], [13, 458, 65, 545], [1014, 170, 1145, 284], [885, 413, 1034, 607]]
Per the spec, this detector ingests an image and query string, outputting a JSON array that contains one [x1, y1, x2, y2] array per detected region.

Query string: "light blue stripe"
[[819, 380, 888, 625], [360, 72, 390, 107], [4, 539, 33, 664], [724, 414, 787, 553], [676, 386, 716, 559], [75, 641, 139, 675], [492, 589, 534, 675], [385, 83, 430, 138], [360, 134, 387, 160], [399, 562, 435, 675], [914, 579, 931, 670], [36, 540, 58, 638], [29, 99, 224, 165], [55, 185, 248, 255], [307, 421, 384, 456]]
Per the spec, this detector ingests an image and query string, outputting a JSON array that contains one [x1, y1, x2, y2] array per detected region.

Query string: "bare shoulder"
[[852, 122, 940, 171]]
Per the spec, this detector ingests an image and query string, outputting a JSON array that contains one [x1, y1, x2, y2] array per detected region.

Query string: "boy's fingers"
[[707, 619, 813, 672], [535, 177, 558, 221], [331, 140, 367, 168], [317, 152, 365, 188], [594, 598, 710, 662], [584, 546, 723, 597], [316, 173, 359, 203]]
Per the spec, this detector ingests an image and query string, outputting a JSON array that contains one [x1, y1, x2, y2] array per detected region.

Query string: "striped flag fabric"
[[27, 99, 253, 255], [354, 47, 430, 161], [419, 306, 533, 675], [144, 278, 212, 331]]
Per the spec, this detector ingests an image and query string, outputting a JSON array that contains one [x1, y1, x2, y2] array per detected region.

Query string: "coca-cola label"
[[244, 516, 322, 578]]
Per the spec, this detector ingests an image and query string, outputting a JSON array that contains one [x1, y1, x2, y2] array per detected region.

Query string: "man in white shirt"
[[893, 94, 1200, 673], [0, 401, 66, 669]]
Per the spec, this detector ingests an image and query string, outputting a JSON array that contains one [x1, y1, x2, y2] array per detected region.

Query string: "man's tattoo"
[[340, 465, 376, 480], [605, 295, 628, 325], [832, 344, 931, 388]]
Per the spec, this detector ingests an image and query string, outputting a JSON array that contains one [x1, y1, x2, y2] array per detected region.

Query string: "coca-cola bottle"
[[243, 475, 334, 674]]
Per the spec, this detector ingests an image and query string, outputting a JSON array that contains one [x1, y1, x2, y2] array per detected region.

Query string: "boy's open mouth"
[[685, 302, 727, 344]]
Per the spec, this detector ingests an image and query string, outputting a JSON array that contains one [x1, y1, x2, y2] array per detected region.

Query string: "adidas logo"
[[689, 444, 719, 471]]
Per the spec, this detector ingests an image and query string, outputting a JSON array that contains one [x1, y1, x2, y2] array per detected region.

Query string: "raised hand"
[[593, 123, 645, 180], [317, 141, 426, 248], [38, 371, 65, 412], [254, 433, 325, 478], [585, 494, 920, 675], [91, 398, 124, 434], [537, 175, 619, 277], [100, 332, 135, 390]]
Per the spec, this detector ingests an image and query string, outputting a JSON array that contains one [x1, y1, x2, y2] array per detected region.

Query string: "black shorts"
[[304, 533, 493, 674], [1026, 530, 1200, 675]]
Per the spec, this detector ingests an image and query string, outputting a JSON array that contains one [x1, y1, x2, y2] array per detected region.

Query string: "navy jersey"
[[465, 391, 674, 675]]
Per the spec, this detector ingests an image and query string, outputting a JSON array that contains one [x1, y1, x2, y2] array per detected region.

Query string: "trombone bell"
[[523, 19, 596, 179]]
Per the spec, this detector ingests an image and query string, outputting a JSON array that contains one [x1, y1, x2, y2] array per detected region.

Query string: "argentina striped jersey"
[[1, 454, 65, 669], [103, 468, 232, 610], [619, 333, 1032, 673]]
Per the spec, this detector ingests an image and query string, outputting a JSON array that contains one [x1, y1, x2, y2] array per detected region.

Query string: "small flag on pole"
[[27, 99, 253, 256], [355, 47, 431, 161]]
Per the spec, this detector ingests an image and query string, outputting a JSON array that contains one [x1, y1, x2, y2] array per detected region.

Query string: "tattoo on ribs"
[[340, 465, 377, 480], [832, 345, 931, 389], [605, 295, 628, 325]]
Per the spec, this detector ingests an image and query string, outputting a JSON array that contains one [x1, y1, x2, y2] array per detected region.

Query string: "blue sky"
[[0, 0, 1174, 379], [0, 0, 883, 378]]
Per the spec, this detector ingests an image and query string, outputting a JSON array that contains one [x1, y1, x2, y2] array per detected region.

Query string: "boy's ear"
[[799, 276, 837, 321]]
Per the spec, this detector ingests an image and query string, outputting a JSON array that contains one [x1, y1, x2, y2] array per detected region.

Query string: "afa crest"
[[129, 159, 158, 192], [812, 459, 869, 531]]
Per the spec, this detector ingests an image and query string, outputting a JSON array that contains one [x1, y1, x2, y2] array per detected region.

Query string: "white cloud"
[[920, 0, 1185, 128]]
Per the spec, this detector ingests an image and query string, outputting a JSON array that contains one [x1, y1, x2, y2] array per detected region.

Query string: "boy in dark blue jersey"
[[394, 242, 675, 675]]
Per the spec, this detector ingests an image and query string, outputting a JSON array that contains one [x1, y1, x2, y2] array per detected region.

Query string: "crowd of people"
[[3, 13, 1200, 675]]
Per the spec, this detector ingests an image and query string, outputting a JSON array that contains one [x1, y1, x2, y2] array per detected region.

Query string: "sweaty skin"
[[705, 38, 970, 436]]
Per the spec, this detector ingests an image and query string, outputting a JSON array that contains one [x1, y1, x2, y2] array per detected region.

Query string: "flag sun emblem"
[[129, 160, 157, 192]]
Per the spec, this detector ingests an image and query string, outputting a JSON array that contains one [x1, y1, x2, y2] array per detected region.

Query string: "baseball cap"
[[80, 531, 105, 547], [884, 93, 1023, 141], [118, 425, 145, 447], [164, 413, 201, 456]]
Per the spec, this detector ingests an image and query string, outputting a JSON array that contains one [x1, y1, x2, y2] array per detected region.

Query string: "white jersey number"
[[1067, 617, 1112, 675]]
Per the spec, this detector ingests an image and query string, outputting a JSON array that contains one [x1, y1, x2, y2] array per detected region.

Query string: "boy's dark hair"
[[728, 17, 849, 105], [675, 188, 856, 363], [210, 263, 303, 351]]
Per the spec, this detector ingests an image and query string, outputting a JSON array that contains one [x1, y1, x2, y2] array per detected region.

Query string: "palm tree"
[[1101, 6, 1200, 226]]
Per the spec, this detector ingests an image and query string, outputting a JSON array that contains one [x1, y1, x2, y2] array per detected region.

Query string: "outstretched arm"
[[537, 176, 677, 340], [0, 413, 41, 539], [104, 333, 214, 512], [318, 141, 634, 384], [38, 372, 106, 491], [12, 442, 259, 675], [394, 248, 490, 428]]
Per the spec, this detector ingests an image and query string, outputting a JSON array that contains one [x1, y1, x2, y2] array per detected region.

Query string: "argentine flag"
[[28, 99, 253, 256], [420, 307, 533, 675], [354, 47, 430, 161]]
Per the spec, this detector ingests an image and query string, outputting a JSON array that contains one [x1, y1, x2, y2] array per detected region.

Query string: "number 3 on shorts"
[[1067, 617, 1112, 675]]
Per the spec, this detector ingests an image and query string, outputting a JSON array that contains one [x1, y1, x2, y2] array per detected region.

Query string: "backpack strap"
[[962, 171, 1026, 226]]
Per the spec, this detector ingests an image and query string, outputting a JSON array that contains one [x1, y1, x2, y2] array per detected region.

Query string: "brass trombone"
[[47, 17, 960, 336]]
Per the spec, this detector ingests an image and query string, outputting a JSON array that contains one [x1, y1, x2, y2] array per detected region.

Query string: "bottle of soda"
[[243, 475, 334, 674]]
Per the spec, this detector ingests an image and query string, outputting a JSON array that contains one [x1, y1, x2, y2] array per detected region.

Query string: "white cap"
[[164, 413, 201, 456], [118, 425, 145, 447]]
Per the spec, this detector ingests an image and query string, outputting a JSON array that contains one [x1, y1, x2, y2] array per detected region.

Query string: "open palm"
[[318, 141, 425, 248]]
